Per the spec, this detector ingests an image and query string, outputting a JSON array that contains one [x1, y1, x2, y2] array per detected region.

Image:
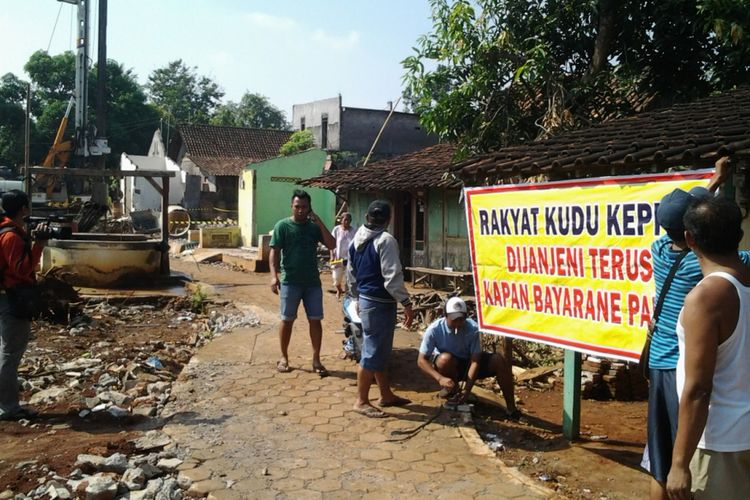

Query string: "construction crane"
[[34, 97, 75, 198]]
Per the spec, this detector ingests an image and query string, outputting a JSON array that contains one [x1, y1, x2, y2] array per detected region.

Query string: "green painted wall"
[[343, 188, 470, 272], [239, 149, 335, 246], [426, 188, 469, 271]]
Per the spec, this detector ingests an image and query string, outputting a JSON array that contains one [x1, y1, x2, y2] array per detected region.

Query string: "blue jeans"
[[359, 297, 397, 371], [0, 295, 31, 417], [279, 284, 324, 321]]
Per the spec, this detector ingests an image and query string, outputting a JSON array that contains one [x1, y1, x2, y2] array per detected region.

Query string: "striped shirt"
[[650, 235, 750, 369]]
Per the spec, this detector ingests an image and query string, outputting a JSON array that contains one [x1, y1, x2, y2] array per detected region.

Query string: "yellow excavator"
[[34, 97, 75, 199]]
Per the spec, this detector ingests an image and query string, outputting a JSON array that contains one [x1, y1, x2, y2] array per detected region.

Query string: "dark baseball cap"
[[367, 200, 391, 224], [656, 186, 711, 232]]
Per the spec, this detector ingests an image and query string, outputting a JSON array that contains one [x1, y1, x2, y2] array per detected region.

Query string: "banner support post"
[[563, 349, 581, 440]]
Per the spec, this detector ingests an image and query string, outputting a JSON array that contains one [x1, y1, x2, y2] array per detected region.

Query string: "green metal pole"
[[563, 349, 581, 440]]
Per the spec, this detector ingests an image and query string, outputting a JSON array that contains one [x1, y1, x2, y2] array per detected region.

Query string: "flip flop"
[[312, 364, 329, 378], [353, 405, 386, 418], [276, 359, 291, 373], [378, 396, 411, 407]]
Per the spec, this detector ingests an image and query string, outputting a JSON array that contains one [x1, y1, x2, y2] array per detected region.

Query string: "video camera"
[[28, 216, 73, 240]]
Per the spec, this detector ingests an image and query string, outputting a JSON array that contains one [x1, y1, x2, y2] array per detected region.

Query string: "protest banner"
[[465, 170, 713, 362]]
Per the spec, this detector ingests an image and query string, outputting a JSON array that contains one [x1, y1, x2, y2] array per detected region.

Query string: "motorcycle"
[[341, 294, 363, 362]]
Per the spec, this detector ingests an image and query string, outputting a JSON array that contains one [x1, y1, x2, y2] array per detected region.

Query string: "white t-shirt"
[[332, 224, 356, 261]]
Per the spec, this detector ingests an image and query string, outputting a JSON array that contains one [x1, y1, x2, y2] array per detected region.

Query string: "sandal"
[[276, 359, 291, 373], [312, 364, 329, 378], [353, 405, 386, 418], [378, 396, 411, 407]]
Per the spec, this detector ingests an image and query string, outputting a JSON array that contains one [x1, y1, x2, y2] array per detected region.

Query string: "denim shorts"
[[647, 368, 679, 482], [359, 297, 397, 371], [279, 284, 323, 321]]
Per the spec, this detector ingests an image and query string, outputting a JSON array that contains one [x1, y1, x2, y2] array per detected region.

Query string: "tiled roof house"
[[302, 87, 750, 273], [455, 87, 750, 184], [168, 124, 293, 214]]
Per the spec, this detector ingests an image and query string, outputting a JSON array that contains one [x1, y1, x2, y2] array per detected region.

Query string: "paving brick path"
[[162, 299, 551, 499]]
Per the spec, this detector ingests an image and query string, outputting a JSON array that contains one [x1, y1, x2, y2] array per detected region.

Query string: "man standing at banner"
[[646, 156, 750, 499], [666, 196, 750, 499]]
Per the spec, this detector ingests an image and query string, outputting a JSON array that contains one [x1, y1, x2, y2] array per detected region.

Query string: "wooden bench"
[[405, 266, 474, 294]]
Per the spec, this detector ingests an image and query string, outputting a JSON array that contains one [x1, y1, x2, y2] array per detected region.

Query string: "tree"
[[146, 60, 224, 124], [402, 0, 750, 157], [210, 92, 289, 130], [90, 61, 162, 166], [0, 73, 30, 169], [11, 50, 161, 168], [279, 130, 315, 156]]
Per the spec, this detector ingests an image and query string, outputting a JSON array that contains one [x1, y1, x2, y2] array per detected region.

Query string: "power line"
[[46, 2, 64, 53]]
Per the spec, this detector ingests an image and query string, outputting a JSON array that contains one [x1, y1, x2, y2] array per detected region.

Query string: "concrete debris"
[[28, 387, 68, 406], [7, 294, 260, 498], [133, 431, 172, 452], [156, 458, 182, 472], [207, 310, 260, 334], [121, 467, 147, 491], [82, 474, 117, 500], [107, 405, 129, 418]]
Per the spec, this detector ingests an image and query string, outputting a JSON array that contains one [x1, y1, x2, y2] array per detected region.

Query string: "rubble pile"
[[1, 295, 261, 497], [2, 431, 196, 500], [18, 301, 260, 421]]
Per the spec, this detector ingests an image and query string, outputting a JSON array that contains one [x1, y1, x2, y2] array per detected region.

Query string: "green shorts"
[[690, 448, 750, 499]]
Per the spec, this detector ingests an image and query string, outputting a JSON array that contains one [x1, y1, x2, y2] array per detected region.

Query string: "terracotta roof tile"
[[301, 143, 459, 191], [455, 88, 750, 183], [178, 124, 293, 176]]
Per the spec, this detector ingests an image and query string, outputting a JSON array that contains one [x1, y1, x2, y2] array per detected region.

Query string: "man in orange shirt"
[[0, 190, 48, 421]]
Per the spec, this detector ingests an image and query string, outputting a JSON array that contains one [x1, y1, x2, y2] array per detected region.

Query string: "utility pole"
[[92, 0, 109, 205], [24, 84, 31, 173]]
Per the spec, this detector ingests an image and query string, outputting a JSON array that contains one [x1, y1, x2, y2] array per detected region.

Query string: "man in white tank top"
[[667, 196, 750, 499]]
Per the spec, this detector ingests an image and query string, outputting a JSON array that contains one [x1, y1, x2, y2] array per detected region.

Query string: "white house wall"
[[120, 153, 186, 213]]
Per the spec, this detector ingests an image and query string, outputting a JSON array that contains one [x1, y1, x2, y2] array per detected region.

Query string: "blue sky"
[[0, 0, 435, 117]]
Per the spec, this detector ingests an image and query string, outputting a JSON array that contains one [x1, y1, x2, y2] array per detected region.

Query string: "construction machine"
[[33, 97, 75, 202]]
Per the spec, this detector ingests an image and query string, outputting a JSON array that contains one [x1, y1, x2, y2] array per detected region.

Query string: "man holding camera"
[[0, 190, 47, 421]]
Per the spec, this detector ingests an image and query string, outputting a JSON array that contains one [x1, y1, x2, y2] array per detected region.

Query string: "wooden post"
[[161, 175, 170, 275], [562, 349, 581, 440]]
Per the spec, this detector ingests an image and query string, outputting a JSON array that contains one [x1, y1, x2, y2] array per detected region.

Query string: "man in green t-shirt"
[[270, 190, 335, 375]]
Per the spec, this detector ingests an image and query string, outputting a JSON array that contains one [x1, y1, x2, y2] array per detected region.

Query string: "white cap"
[[445, 297, 467, 320]]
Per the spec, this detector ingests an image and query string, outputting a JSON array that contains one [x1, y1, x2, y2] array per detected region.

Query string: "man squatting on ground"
[[348, 200, 414, 418], [0, 190, 48, 421], [666, 196, 750, 499], [270, 190, 335, 375], [417, 297, 519, 417], [645, 156, 750, 500], [330, 212, 356, 300]]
